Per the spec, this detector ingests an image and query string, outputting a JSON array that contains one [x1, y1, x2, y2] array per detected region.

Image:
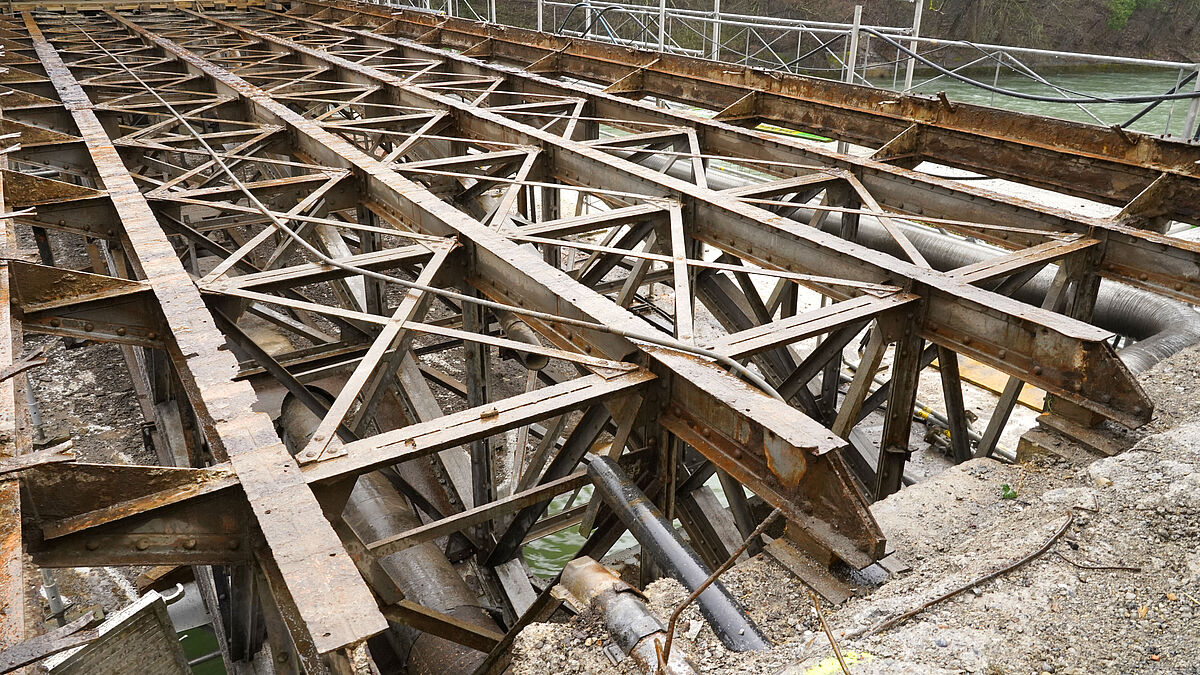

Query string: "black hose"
[[861, 27, 1200, 105], [586, 455, 771, 652]]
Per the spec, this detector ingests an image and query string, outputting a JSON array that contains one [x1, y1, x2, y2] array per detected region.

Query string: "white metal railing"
[[375, 0, 1200, 139]]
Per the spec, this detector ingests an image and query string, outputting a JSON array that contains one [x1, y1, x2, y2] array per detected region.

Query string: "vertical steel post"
[[710, 0, 721, 60], [658, 0, 667, 51], [1184, 65, 1200, 139], [844, 5, 861, 85], [903, 0, 923, 91], [838, 6, 861, 153], [537, 0, 543, 32]]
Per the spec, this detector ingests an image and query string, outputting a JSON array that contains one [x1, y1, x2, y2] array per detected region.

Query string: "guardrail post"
[[1185, 65, 1200, 140], [710, 0, 721, 60], [658, 0, 667, 51], [903, 0, 923, 91], [537, 0, 543, 32]]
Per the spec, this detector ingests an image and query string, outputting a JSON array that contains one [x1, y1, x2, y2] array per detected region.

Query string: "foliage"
[[999, 483, 1019, 500], [1107, 0, 1160, 30]]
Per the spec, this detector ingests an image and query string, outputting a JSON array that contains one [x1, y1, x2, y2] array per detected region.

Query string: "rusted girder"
[[290, 0, 1200, 308], [178, 7, 1149, 428], [101, 8, 878, 567], [22, 13, 388, 663], [321, 1, 1200, 222]]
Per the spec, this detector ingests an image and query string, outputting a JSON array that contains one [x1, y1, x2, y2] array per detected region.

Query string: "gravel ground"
[[510, 346, 1200, 675]]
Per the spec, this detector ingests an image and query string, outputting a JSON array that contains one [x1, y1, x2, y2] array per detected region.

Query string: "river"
[[874, 68, 1198, 137]]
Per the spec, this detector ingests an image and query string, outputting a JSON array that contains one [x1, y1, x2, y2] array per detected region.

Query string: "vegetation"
[[1106, 0, 1159, 30]]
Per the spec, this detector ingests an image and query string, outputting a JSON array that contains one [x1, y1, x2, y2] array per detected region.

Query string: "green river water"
[[874, 68, 1198, 137]]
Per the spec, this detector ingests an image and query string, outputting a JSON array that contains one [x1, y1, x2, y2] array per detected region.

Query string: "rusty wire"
[[656, 506, 782, 672]]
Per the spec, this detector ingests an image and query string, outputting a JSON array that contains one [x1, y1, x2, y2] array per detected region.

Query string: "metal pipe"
[[494, 308, 551, 370], [630, 153, 1200, 374], [560, 557, 697, 675], [903, 0, 922, 91], [279, 391, 501, 674], [585, 455, 770, 652]]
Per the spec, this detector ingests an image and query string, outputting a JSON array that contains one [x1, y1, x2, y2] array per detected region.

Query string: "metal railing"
[[374, 0, 1200, 139]]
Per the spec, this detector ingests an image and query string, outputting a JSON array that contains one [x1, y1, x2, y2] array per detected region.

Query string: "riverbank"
[[510, 344, 1200, 674]]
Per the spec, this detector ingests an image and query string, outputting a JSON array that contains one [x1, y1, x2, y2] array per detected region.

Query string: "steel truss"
[[0, 2, 1189, 673]]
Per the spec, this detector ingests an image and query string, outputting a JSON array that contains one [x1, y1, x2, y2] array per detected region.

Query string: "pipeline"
[[634, 154, 1200, 374], [494, 308, 551, 370], [559, 557, 697, 675], [279, 391, 501, 674], [585, 454, 771, 652]]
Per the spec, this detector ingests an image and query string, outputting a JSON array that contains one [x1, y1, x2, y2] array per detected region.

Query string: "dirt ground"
[[510, 345, 1200, 675]]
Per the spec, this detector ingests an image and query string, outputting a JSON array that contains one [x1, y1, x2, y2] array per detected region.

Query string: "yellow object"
[[804, 650, 874, 673]]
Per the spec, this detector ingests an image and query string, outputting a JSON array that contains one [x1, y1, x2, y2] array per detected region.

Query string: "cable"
[[69, 17, 788, 401], [863, 27, 1200, 105]]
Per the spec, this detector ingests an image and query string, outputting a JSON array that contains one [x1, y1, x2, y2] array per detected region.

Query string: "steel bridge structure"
[[0, 1, 1196, 673]]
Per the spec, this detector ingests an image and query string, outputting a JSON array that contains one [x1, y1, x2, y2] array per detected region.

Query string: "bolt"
[[228, 539, 241, 551], [116, 327, 127, 336], [148, 332, 158, 340], [85, 540, 99, 551], [83, 322, 94, 332], [183, 538, 197, 550], [49, 318, 61, 327], [276, 651, 290, 664], [135, 538, 150, 551], [998, 349, 1007, 359], [1033, 366, 1042, 375]]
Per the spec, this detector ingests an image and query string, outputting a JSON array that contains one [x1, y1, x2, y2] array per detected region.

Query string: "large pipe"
[[560, 557, 697, 675], [494, 308, 550, 370], [585, 455, 771, 652], [640, 154, 1200, 374], [279, 391, 501, 674]]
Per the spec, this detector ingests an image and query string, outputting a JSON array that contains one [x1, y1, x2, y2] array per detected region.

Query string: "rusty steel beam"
[[98, 8, 875, 567], [327, 1, 1200, 222], [179, 6, 1148, 428], [21, 13, 388, 662], [0, 116, 29, 661], [292, 0, 1200, 308]]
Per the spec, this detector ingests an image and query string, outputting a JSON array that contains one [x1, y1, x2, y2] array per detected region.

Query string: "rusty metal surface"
[[342, 2, 1200, 219], [19, 11, 387, 657], [294, 1, 1200, 308], [0, 3, 1192, 670]]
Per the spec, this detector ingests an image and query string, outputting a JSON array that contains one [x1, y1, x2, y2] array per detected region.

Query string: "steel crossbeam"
[[0, 4, 1191, 672]]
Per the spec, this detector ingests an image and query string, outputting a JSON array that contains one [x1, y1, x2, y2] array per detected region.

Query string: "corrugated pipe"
[[636, 155, 1200, 374]]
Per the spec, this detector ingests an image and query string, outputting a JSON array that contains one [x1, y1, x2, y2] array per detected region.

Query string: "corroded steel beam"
[[22, 13, 388, 661], [325, 1, 1200, 221], [294, 0, 1200, 308], [103, 7, 870, 563], [181, 6, 1149, 429]]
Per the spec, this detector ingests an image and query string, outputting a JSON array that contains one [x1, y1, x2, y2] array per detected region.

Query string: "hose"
[[862, 27, 1200, 105]]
